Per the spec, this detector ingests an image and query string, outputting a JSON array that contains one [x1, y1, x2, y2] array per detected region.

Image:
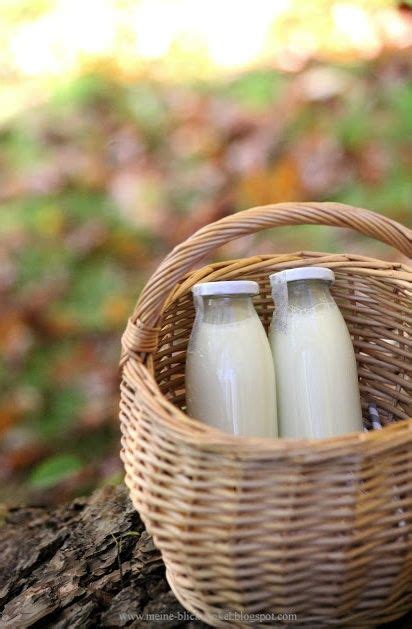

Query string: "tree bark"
[[0, 484, 410, 628], [0, 485, 206, 628]]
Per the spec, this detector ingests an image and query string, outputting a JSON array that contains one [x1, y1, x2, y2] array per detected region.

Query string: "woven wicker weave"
[[120, 202, 412, 627]]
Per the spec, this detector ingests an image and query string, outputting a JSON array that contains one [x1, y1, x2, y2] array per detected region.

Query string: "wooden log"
[[0, 485, 205, 628]]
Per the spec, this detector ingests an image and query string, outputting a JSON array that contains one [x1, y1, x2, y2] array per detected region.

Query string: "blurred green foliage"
[[29, 453, 83, 489], [0, 53, 411, 505]]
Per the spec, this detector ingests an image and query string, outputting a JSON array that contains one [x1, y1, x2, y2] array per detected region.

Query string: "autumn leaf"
[[236, 156, 303, 207]]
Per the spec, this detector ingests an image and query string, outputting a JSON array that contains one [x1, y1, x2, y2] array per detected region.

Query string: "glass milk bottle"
[[186, 281, 278, 437], [269, 267, 363, 439]]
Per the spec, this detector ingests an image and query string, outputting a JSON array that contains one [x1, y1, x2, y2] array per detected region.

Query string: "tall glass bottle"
[[269, 267, 363, 439], [186, 280, 278, 437]]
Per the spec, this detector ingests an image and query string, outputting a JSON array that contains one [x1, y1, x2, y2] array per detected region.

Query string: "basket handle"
[[121, 201, 411, 359]]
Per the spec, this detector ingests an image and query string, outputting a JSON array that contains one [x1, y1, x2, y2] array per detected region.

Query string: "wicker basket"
[[119, 202, 412, 627]]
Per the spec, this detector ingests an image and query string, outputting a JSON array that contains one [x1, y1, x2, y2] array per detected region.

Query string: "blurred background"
[[0, 0, 411, 506]]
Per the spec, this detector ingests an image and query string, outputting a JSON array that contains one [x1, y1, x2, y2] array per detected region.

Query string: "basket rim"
[[164, 250, 412, 308], [122, 358, 412, 460], [120, 251, 412, 461]]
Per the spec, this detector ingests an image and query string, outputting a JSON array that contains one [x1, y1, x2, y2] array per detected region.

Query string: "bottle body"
[[269, 276, 363, 439], [186, 293, 278, 437]]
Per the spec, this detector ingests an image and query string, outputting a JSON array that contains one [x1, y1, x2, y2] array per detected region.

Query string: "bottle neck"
[[196, 295, 256, 324], [286, 279, 334, 309]]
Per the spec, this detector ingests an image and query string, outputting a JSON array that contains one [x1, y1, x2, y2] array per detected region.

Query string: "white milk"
[[269, 270, 363, 439], [186, 282, 278, 438]]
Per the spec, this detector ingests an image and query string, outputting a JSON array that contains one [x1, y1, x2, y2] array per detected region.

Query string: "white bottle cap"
[[269, 266, 335, 285], [192, 280, 259, 297]]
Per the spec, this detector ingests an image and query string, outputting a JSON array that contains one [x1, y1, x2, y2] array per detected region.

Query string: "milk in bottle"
[[269, 267, 363, 439], [186, 281, 278, 437]]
